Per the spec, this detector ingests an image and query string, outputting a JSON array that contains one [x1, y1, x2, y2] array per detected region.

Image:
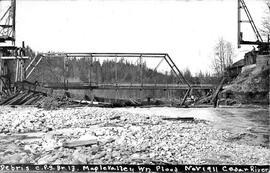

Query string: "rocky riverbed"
[[0, 106, 269, 165]]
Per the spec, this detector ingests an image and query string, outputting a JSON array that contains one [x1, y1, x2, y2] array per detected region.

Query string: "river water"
[[116, 107, 270, 148]]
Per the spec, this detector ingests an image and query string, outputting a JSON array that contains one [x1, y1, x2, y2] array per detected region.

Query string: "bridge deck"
[[42, 82, 214, 90]]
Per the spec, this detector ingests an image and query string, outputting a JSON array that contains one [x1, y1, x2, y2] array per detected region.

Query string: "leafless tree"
[[212, 38, 234, 77], [260, 0, 270, 40]]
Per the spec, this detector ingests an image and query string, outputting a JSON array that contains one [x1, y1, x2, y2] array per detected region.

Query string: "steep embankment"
[[222, 55, 269, 104]]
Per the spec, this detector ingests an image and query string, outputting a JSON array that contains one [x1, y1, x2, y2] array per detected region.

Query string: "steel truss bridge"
[[22, 52, 215, 105]]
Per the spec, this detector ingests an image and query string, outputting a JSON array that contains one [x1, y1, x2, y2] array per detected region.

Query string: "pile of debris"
[[0, 91, 46, 106], [0, 90, 143, 109], [0, 81, 164, 108]]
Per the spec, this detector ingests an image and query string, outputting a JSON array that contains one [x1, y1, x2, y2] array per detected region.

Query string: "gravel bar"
[[0, 106, 269, 165]]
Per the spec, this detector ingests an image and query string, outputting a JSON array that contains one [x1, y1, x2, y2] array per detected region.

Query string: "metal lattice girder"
[[28, 52, 193, 105]]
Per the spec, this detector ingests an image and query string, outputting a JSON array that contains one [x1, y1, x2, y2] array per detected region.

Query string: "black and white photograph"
[[0, 0, 269, 171]]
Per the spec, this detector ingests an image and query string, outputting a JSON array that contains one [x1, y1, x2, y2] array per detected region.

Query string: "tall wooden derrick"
[[0, 0, 27, 96]]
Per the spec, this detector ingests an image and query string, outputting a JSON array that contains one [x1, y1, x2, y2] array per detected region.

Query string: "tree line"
[[27, 56, 220, 86]]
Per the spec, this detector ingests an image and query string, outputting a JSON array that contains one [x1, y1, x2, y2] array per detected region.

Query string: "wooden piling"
[[0, 52, 2, 94]]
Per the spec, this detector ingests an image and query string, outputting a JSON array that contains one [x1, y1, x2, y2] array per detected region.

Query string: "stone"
[[2, 128, 9, 134], [110, 116, 121, 120], [72, 150, 88, 164], [42, 138, 58, 151], [79, 134, 97, 141], [112, 151, 120, 158], [95, 130, 105, 136], [92, 151, 106, 159], [130, 153, 140, 159], [24, 145, 34, 153], [37, 155, 55, 164], [3, 154, 22, 164], [100, 137, 115, 145], [90, 145, 99, 154]]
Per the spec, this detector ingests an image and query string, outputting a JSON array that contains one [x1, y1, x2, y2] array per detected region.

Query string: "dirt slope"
[[222, 61, 269, 104]]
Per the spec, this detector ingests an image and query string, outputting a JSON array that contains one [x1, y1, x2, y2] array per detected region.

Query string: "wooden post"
[[15, 58, 19, 83], [0, 52, 2, 94], [20, 59, 23, 81], [211, 77, 226, 108], [89, 55, 93, 104], [115, 57, 118, 100], [140, 55, 143, 101], [95, 58, 98, 85], [63, 57, 66, 90], [181, 88, 191, 106], [90, 89, 94, 105], [89, 55, 92, 85]]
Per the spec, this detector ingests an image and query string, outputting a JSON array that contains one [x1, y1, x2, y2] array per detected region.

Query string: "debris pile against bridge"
[[0, 52, 217, 108]]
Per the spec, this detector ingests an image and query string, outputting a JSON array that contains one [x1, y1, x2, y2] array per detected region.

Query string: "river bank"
[[0, 106, 269, 165]]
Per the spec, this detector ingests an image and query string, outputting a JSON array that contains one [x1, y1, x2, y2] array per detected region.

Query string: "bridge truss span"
[[25, 52, 213, 105]]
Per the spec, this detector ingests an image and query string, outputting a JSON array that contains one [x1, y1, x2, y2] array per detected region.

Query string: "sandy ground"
[[0, 106, 269, 165]]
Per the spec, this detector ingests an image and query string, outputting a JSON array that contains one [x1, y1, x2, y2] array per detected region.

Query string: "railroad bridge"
[[0, 52, 215, 105]]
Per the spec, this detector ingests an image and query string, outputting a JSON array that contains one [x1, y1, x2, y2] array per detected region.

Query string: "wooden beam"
[[25, 56, 43, 79], [180, 88, 191, 106], [0, 56, 29, 60], [211, 77, 226, 107]]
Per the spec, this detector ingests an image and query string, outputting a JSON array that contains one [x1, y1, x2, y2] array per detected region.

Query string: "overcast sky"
[[0, 0, 268, 74]]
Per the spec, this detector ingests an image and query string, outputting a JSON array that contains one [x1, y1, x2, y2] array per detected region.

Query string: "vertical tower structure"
[[0, 0, 27, 95], [0, 0, 16, 45]]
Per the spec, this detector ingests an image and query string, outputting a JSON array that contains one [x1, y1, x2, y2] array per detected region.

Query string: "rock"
[[210, 140, 218, 145], [72, 150, 88, 164], [92, 151, 106, 159], [37, 155, 53, 164], [79, 133, 97, 141], [110, 116, 121, 120], [130, 153, 140, 159], [44, 127, 53, 132], [37, 153, 60, 164], [129, 126, 141, 132], [149, 152, 155, 158], [95, 130, 105, 136], [2, 154, 22, 164], [53, 159, 63, 164], [2, 128, 9, 134], [19, 156, 29, 164], [112, 151, 120, 158], [100, 137, 115, 145], [104, 153, 112, 160], [189, 141, 195, 145], [90, 145, 99, 154], [42, 135, 58, 151], [24, 145, 34, 153]]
